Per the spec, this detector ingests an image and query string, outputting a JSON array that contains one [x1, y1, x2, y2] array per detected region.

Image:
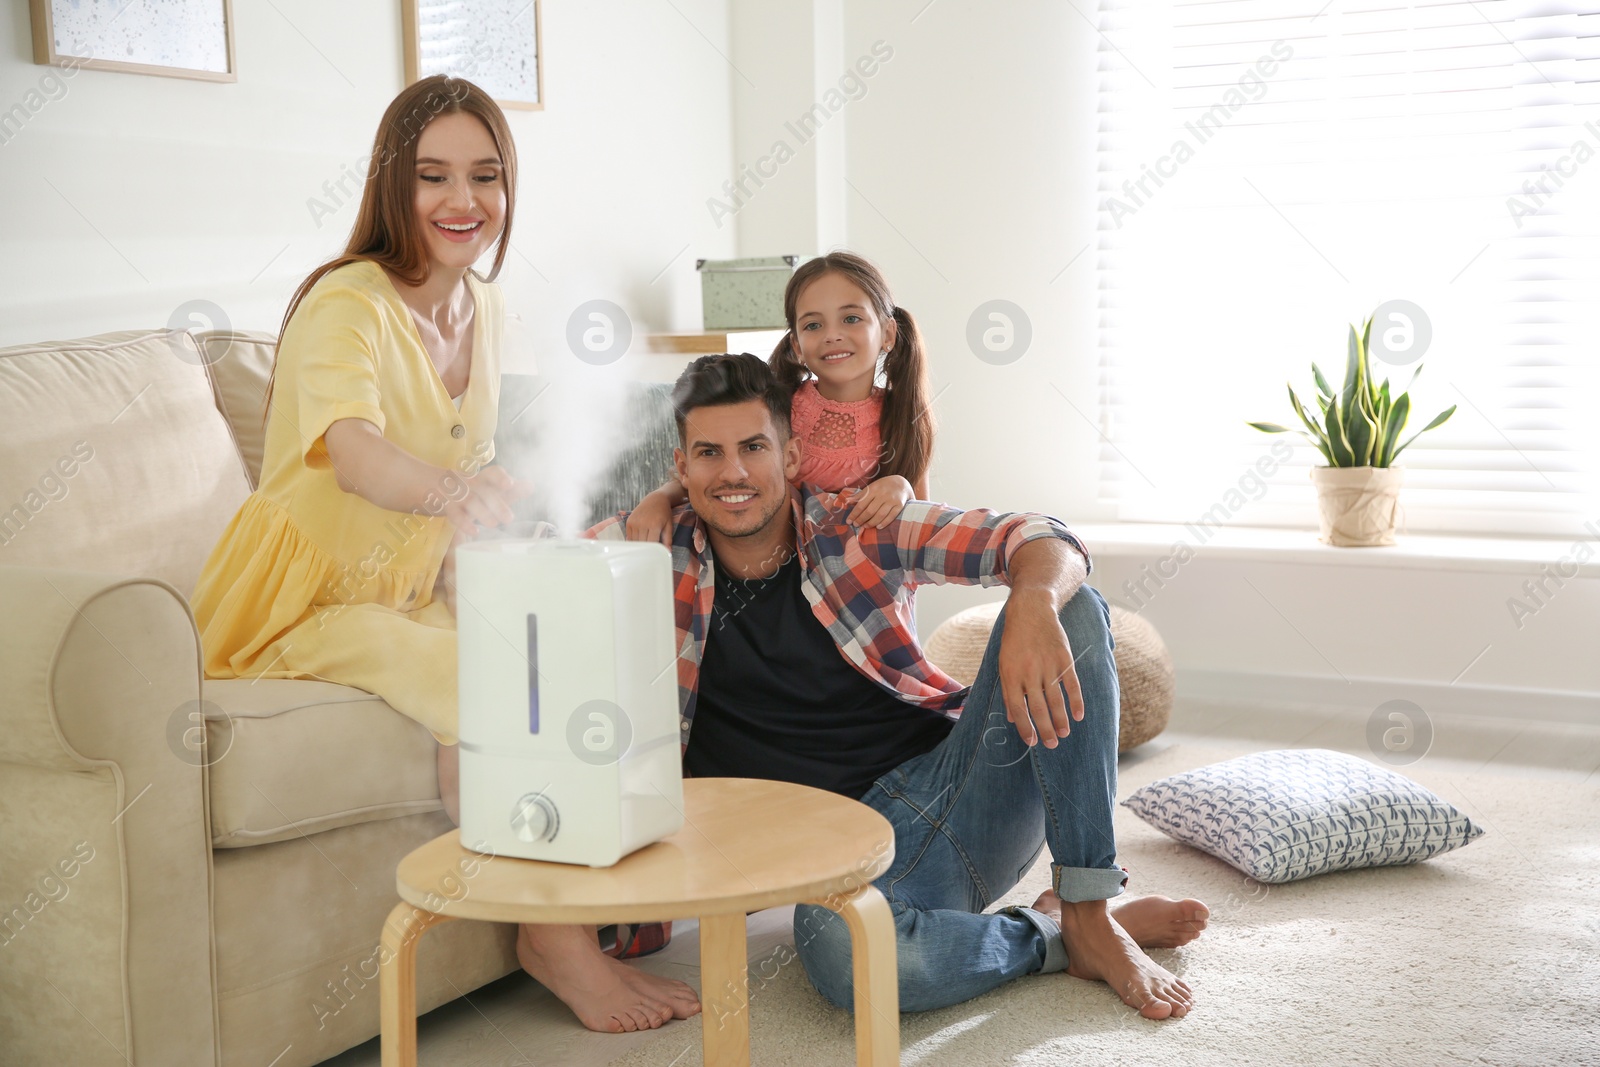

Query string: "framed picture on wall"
[[403, 0, 544, 111], [28, 0, 236, 83]]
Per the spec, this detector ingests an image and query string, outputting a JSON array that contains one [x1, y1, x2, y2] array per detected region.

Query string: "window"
[[1096, 0, 1600, 537]]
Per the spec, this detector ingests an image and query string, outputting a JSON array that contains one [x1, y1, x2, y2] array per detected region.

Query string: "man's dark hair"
[[671, 353, 792, 445]]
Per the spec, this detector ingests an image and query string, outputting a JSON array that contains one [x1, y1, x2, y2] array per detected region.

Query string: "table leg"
[[698, 911, 750, 1067], [824, 885, 900, 1067], [379, 902, 454, 1067]]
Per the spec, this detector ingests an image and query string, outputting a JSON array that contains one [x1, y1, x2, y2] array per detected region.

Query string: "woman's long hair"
[[260, 76, 518, 425], [768, 252, 934, 486]]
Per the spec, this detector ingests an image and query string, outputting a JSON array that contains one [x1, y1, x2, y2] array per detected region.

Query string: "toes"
[[632, 974, 700, 1017], [1171, 925, 1204, 946], [649, 977, 700, 1016], [1162, 979, 1195, 1014], [1137, 995, 1175, 1020], [1121, 973, 1193, 1021], [639, 997, 673, 1026], [1172, 911, 1208, 945]]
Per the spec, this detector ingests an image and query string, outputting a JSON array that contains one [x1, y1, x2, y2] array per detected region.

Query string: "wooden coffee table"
[[380, 777, 900, 1066]]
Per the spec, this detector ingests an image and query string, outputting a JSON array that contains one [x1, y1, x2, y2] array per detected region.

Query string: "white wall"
[[728, 0, 1599, 720], [0, 0, 738, 365], [832, 0, 1110, 638], [725, 0, 832, 257], [5, 0, 1592, 718], [724, 0, 1107, 635], [1090, 548, 1600, 721]]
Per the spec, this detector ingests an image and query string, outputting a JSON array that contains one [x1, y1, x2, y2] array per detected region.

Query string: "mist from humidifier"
[[496, 332, 648, 538]]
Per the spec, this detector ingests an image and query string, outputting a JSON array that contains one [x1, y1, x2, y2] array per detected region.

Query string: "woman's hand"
[[846, 475, 914, 529], [439, 465, 533, 536], [433, 468, 530, 616], [626, 489, 677, 543]]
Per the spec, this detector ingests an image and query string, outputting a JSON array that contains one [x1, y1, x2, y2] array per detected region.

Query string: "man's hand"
[[997, 589, 1085, 748], [847, 475, 914, 529]]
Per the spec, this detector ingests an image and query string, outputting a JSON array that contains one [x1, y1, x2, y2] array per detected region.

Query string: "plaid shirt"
[[586, 484, 1091, 753]]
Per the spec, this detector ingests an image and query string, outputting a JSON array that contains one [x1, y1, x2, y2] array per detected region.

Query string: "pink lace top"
[[790, 380, 886, 491]]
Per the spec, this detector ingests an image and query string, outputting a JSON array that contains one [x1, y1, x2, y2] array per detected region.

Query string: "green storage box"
[[696, 255, 799, 330]]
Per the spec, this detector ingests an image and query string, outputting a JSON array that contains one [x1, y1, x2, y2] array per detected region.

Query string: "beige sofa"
[[0, 328, 520, 1066]]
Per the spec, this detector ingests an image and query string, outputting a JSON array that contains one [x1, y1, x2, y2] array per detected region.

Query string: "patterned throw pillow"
[[1121, 748, 1485, 884]]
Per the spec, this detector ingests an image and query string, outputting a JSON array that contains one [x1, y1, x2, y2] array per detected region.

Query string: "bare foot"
[[1033, 894, 1195, 1019], [1034, 890, 1209, 949], [516, 923, 701, 1033], [621, 964, 701, 1021]]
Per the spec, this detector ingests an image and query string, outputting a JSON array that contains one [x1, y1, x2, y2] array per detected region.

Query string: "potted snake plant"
[[1250, 314, 1456, 546]]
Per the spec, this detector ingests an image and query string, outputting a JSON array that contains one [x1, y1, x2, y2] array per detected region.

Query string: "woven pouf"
[[924, 600, 1173, 752]]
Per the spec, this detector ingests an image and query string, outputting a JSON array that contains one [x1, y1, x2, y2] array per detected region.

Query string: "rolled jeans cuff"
[[1001, 905, 1070, 975], [1052, 863, 1129, 903]]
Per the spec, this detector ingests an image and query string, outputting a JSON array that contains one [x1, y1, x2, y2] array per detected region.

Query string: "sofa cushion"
[[203, 678, 443, 848], [0, 330, 253, 594], [196, 329, 277, 490]]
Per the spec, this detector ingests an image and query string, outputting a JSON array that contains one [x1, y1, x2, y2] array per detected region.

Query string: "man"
[[507, 354, 1207, 1030]]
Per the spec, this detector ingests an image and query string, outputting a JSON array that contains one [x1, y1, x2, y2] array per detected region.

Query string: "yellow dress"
[[190, 259, 502, 745]]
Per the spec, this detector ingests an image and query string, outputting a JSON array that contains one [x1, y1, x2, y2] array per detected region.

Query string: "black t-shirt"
[[683, 550, 955, 799]]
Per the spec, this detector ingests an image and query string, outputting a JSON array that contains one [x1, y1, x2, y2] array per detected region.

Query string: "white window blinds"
[[1096, 0, 1600, 537]]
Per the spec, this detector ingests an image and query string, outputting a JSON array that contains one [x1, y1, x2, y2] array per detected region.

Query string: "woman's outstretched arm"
[[324, 417, 528, 527]]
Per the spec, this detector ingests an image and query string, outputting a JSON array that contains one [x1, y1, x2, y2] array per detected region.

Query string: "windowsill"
[[1069, 523, 1600, 579]]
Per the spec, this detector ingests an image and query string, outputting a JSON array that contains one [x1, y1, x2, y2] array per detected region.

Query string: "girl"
[[190, 77, 698, 1035], [626, 250, 935, 539]]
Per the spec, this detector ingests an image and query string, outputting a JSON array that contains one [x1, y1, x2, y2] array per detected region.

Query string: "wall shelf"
[[642, 331, 784, 356]]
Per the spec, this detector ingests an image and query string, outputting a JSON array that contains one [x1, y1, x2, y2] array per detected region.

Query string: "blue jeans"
[[792, 585, 1125, 1013]]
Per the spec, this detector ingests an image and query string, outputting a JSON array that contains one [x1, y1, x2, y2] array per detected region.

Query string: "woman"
[[190, 75, 698, 1033]]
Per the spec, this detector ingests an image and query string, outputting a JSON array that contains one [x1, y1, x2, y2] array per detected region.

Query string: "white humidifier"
[[455, 539, 683, 866]]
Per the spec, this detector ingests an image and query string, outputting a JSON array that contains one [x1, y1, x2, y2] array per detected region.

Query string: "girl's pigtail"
[[767, 330, 809, 397], [877, 305, 934, 487]]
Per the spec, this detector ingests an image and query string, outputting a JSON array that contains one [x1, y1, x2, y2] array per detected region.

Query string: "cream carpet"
[[606, 743, 1600, 1067]]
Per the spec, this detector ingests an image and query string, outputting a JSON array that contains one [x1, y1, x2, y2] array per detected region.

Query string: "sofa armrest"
[[0, 566, 220, 1066]]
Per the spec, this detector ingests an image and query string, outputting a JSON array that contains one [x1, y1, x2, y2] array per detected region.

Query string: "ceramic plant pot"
[[1310, 465, 1403, 546]]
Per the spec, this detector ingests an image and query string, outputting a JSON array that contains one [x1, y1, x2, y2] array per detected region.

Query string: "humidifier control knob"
[[510, 793, 559, 843]]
